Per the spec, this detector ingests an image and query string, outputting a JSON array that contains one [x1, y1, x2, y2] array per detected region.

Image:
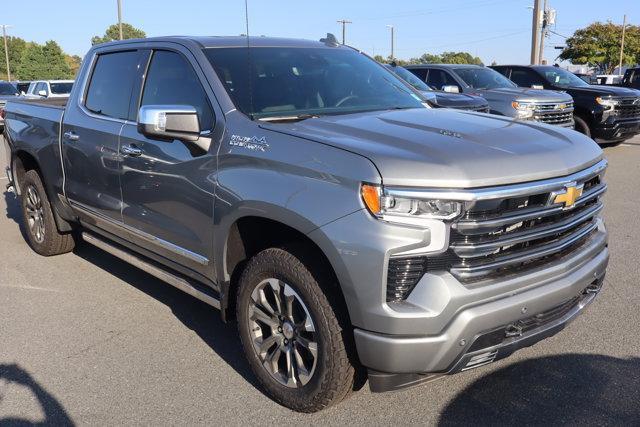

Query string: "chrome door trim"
[[69, 199, 209, 266]]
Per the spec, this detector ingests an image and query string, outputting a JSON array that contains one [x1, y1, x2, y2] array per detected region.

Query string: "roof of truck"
[[98, 36, 345, 49], [404, 64, 484, 69]]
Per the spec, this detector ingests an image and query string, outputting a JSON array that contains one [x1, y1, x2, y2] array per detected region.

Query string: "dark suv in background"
[[385, 63, 489, 113], [491, 65, 640, 144]]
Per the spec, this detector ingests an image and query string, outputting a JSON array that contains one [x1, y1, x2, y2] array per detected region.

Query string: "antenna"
[[244, 0, 254, 119]]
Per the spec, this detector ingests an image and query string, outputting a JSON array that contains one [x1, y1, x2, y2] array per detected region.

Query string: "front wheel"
[[573, 115, 592, 138], [236, 247, 356, 412]]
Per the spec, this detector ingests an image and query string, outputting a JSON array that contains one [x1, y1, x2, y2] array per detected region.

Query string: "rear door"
[[509, 67, 547, 89], [62, 49, 144, 224], [118, 48, 218, 274]]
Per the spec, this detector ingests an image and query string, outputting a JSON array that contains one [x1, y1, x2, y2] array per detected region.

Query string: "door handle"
[[121, 145, 143, 157], [63, 131, 79, 141]]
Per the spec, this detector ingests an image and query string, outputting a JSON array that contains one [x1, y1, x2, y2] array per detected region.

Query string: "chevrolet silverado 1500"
[[3, 36, 609, 412]]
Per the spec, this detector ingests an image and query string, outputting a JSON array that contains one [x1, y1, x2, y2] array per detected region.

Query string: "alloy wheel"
[[25, 185, 45, 243], [247, 278, 318, 388]]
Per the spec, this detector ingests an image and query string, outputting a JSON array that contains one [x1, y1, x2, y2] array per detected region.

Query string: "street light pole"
[[538, 0, 548, 65], [387, 25, 394, 60], [117, 0, 123, 40], [1, 25, 11, 81], [337, 19, 352, 45], [618, 14, 627, 77], [530, 0, 541, 64]]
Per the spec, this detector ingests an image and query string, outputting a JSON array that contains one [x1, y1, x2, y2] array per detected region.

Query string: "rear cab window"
[[85, 50, 141, 120]]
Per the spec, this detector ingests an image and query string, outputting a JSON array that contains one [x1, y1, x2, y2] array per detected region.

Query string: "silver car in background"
[[406, 64, 576, 128]]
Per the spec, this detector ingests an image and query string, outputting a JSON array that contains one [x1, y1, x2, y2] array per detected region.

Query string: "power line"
[[336, 19, 352, 45]]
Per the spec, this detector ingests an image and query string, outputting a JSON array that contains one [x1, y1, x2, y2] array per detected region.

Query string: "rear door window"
[[85, 51, 140, 120], [510, 69, 546, 87]]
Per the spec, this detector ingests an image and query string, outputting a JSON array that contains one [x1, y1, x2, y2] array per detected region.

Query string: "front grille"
[[429, 162, 607, 283], [613, 97, 640, 119], [533, 102, 574, 126], [460, 104, 490, 113], [386, 257, 428, 302]]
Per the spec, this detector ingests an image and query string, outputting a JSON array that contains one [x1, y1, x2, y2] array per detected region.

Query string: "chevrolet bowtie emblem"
[[557, 103, 566, 110], [552, 184, 583, 209]]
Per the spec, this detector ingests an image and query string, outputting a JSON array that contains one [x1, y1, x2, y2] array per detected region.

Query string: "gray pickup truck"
[[405, 64, 576, 128], [3, 36, 609, 412]]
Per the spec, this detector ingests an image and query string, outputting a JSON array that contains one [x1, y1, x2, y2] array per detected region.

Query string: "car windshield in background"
[[386, 65, 432, 92], [50, 82, 73, 94], [454, 67, 516, 90], [204, 47, 424, 120], [0, 82, 19, 95], [538, 66, 589, 87]]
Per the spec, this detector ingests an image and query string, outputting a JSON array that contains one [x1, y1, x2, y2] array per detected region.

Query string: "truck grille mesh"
[[614, 98, 640, 119], [386, 257, 428, 302], [431, 165, 606, 283], [533, 102, 574, 126]]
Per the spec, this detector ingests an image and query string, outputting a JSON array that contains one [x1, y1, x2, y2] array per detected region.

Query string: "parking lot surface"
[[1, 136, 639, 425]]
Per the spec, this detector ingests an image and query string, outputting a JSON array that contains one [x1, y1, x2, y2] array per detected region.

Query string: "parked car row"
[[384, 62, 640, 144], [2, 35, 611, 412]]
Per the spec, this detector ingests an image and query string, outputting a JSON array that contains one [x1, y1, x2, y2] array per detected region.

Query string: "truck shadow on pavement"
[[438, 354, 640, 425], [69, 240, 264, 392], [0, 364, 74, 426]]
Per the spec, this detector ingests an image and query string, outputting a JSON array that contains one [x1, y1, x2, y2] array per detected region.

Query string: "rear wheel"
[[236, 247, 356, 412], [20, 169, 75, 256]]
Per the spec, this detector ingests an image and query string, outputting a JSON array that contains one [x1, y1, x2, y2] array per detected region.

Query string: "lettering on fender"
[[229, 135, 270, 152]]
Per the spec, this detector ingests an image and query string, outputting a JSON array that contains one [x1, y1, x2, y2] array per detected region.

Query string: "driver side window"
[[427, 70, 460, 91]]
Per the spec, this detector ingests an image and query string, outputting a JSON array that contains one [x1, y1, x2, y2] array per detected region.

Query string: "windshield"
[[386, 65, 432, 92], [50, 82, 73, 94], [536, 66, 589, 87], [0, 82, 19, 96], [204, 47, 424, 119], [453, 67, 516, 89]]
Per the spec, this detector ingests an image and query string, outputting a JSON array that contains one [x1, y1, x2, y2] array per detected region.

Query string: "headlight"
[[361, 184, 462, 225], [595, 96, 618, 110], [511, 101, 535, 119]]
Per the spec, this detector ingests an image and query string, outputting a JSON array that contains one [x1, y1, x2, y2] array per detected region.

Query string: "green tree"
[[15, 41, 72, 80], [559, 21, 640, 73], [0, 36, 28, 80], [64, 55, 82, 77], [439, 51, 483, 65], [91, 23, 146, 45]]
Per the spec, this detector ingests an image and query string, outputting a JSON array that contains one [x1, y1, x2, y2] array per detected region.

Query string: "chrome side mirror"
[[137, 105, 200, 142], [37, 90, 47, 97], [442, 85, 460, 93], [531, 84, 545, 90]]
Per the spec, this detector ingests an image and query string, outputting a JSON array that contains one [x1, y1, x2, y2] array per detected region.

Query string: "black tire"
[[20, 169, 75, 256], [236, 247, 356, 412], [573, 115, 591, 138]]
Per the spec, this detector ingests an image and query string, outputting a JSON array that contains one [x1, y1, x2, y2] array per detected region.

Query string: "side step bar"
[[81, 232, 220, 309]]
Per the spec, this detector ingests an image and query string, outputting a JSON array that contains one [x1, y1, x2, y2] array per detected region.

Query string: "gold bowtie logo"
[[553, 184, 583, 209]]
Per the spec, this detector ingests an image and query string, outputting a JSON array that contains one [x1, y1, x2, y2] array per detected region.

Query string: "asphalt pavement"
[[1, 135, 639, 425]]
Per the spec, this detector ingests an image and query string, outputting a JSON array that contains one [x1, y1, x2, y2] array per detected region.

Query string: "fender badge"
[[230, 135, 270, 152]]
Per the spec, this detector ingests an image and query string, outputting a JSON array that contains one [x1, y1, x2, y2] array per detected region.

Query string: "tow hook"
[[505, 324, 523, 338], [584, 283, 601, 294], [5, 181, 15, 194]]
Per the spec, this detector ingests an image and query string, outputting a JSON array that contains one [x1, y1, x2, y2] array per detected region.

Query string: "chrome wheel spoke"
[[249, 304, 279, 330], [284, 346, 299, 387], [295, 335, 318, 359], [293, 344, 312, 385], [283, 284, 296, 321], [264, 344, 282, 375]]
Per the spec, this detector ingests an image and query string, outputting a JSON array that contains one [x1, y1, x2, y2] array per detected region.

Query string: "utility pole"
[[618, 14, 627, 76], [530, 0, 541, 64], [336, 19, 352, 45], [538, 0, 548, 65], [1, 25, 11, 81], [117, 0, 123, 40], [387, 25, 394, 60]]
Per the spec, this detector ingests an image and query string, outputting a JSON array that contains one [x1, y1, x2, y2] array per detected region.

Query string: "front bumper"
[[354, 230, 608, 390], [593, 118, 640, 142]]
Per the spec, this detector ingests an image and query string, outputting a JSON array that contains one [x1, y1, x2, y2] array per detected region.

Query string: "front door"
[[62, 49, 143, 223], [119, 49, 217, 273]]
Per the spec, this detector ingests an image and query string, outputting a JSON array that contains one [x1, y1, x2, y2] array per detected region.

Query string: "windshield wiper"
[[258, 114, 319, 123]]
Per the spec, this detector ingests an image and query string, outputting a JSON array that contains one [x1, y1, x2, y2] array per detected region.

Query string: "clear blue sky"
[[2, 0, 638, 64]]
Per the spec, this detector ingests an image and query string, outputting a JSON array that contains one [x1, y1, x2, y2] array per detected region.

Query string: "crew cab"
[[491, 65, 640, 144], [385, 63, 490, 113], [405, 64, 576, 128], [3, 36, 609, 412]]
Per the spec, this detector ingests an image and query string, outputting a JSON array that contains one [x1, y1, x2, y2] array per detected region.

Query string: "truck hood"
[[564, 84, 640, 98], [262, 108, 603, 188], [430, 91, 488, 109], [477, 87, 571, 102]]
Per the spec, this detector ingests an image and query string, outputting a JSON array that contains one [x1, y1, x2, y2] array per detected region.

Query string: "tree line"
[[373, 51, 483, 66], [0, 23, 146, 82]]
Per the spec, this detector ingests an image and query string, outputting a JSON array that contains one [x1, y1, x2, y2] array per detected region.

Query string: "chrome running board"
[[81, 232, 220, 309]]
